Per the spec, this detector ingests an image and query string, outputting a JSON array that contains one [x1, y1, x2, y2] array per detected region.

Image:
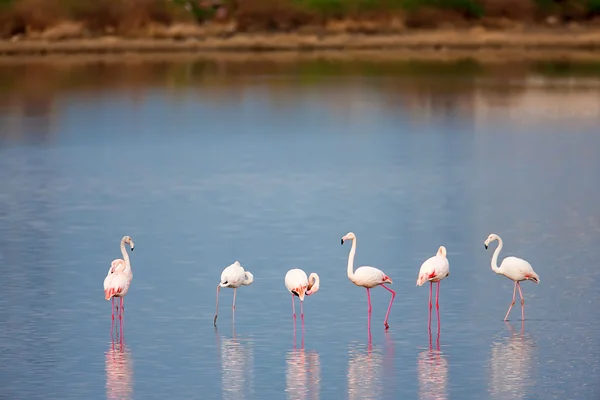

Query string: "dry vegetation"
[[0, 0, 599, 40]]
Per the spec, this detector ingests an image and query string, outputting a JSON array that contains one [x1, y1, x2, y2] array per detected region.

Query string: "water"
[[0, 55, 599, 400]]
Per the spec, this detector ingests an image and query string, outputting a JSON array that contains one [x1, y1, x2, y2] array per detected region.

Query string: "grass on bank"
[[0, 0, 600, 39]]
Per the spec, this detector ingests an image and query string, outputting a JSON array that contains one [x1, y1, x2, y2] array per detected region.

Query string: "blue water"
[[0, 58, 599, 400]]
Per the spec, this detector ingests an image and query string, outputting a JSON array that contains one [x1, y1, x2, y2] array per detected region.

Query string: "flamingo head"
[[243, 271, 254, 285], [123, 236, 135, 251], [437, 246, 447, 257], [484, 234, 499, 249], [341, 232, 356, 245], [416, 274, 427, 287]]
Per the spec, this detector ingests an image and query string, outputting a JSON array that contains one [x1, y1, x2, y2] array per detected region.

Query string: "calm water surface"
[[0, 56, 599, 400]]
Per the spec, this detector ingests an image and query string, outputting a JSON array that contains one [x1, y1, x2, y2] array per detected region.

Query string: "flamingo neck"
[[347, 238, 357, 280], [491, 237, 503, 273], [121, 239, 131, 275]]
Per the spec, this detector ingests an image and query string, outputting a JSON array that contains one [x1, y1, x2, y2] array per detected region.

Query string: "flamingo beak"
[[484, 244, 488, 249], [341, 238, 344, 245]]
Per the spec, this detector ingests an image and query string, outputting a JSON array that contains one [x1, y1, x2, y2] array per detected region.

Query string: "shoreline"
[[1, 29, 600, 61]]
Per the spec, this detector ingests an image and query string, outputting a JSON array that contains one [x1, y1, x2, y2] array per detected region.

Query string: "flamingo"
[[416, 246, 450, 330], [341, 232, 396, 330], [284, 268, 320, 323], [484, 233, 540, 321], [103, 235, 135, 332], [214, 261, 254, 327]]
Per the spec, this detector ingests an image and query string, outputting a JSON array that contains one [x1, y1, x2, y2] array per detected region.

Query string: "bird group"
[[103, 231, 541, 334]]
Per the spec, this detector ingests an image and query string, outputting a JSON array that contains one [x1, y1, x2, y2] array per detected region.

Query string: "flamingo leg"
[[517, 282, 525, 321], [292, 294, 296, 321], [121, 297, 124, 335], [381, 284, 396, 330], [232, 288, 237, 310], [436, 281, 441, 334], [214, 285, 220, 327], [504, 281, 518, 321], [300, 300, 304, 323], [428, 282, 432, 330], [366, 288, 372, 332]]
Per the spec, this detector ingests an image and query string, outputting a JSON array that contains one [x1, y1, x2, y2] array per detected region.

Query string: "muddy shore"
[[1, 29, 600, 61]]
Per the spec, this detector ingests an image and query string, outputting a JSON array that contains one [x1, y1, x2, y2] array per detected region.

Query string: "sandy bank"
[[1, 29, 600, 60]]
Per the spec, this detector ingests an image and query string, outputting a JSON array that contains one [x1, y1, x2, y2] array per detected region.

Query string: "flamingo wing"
[[220, 262, 246, 287], [285, 269, 308, 296], [354, 266, 392, 287], [417, 255, 449, 286], [501, 257, 538, 282], [104, 272, 131, 300]]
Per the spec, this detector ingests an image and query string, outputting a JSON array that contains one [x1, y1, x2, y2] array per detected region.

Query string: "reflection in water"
[[347, 339, 384, 400], [219, 326, 254, 400], [285, 340, 321, 400], [105, 340, 133, 400], [417, 329, 448, 400], [489, 322, 536, 400]]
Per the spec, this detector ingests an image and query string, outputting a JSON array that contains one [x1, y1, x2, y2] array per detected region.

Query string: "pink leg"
[[436, 281, 441, 334], [428, 282, 432, 330], [292, 294, 296, 320], [232, 288, 237, 310], [504, 281, 518, 321], [381, 284, 396, 330], [366, 288, 372, 332], [300, 300, 304, 323], [517, 282, 525, 321], [120, 297, 124, 339]]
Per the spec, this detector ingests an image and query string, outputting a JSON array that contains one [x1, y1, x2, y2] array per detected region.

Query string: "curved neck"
[[242, 272, 253, 285], [309, 273, 319, 288], [491, 237, 503, 272], [347, 238, 357, 280], [121, 239, 131, 273]]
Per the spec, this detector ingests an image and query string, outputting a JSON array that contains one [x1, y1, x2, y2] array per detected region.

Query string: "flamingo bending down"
[[341, 232, 396, 330], [214, 261, 254, 327], [284, 268, 320, 322], [484, 234, 540, 321], [416, 246, 450, 329], [103, 235, 135, 327]]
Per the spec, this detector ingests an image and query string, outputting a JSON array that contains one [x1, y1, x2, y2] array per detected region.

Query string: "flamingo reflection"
[[285, 337, 321, 400], [105, 340, 133, 400], [348, 312, 385, 400], [489, 321, 536, 400], [218, 323, 254, 400], [417, 328, 448, 400]]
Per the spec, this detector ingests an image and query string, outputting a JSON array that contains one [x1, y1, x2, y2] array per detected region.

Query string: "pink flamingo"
[[284, 268, 320, 324], [484, 233, 540, 321], [214, 261, 254, 327], [416, 245, 450, 331], [341, 232, 396, 330], [103, 235, 135, 334]]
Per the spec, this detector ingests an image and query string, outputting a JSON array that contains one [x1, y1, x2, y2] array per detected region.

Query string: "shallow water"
[[0, 56, 599, 400]]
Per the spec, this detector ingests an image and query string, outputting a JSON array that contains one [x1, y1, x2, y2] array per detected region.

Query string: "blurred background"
[[0, 0, 600, 39]]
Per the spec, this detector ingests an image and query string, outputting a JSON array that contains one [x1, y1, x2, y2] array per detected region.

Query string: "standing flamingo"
[[416, 246, 450, 330], [284, 268, 320, 323], [484, 233, 540, 321], [103, 235, 135, 334], [341, 232, 396, 330], [214, 261, 254, 327]]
